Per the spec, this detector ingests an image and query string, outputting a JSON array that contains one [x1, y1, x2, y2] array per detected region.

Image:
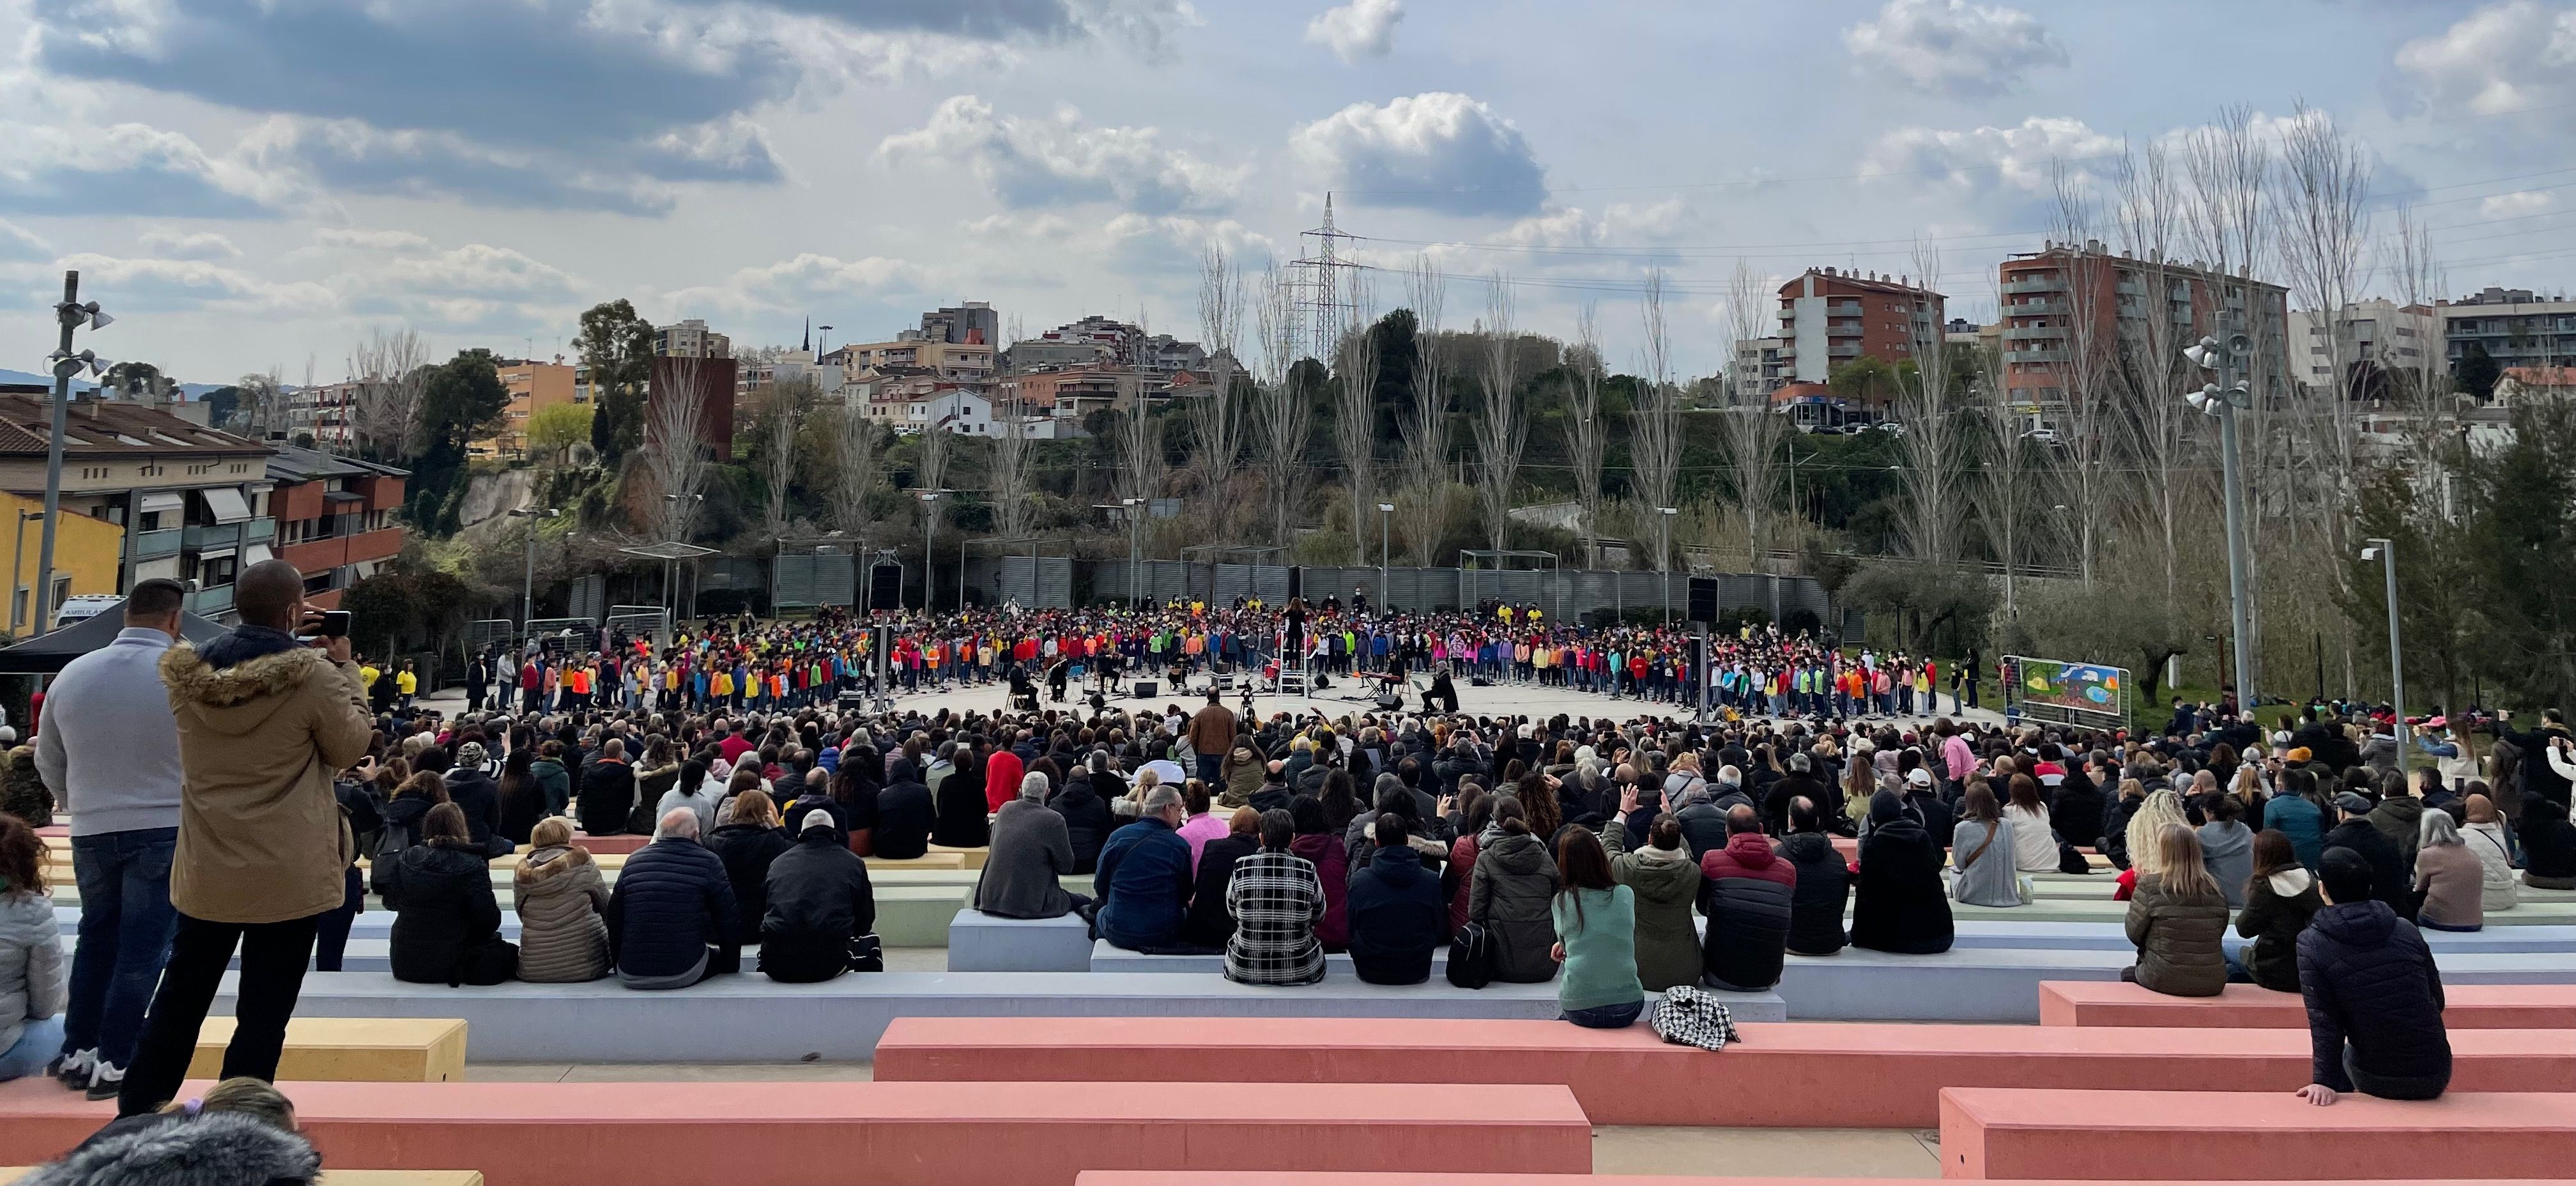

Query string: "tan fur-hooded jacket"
[[160, 642, 372, 923]]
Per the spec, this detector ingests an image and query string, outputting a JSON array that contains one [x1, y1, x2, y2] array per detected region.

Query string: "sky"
[[2, 0, 2572, 387]]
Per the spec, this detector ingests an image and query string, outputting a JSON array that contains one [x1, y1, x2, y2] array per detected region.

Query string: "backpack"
[[2057, 840, 2093, 875], [1446, 922, 1495, 990], [1650, 985, 1740, 1051]]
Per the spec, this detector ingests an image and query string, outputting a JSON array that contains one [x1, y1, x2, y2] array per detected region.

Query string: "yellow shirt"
[[359, 665, 380, 689], [395, 670, 417, 694]]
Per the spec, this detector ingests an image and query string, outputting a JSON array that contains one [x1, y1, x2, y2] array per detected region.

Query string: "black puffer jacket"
[[705, 822, 793, 937], [378, 841, 504, 985], [2520, 797, 2576, 881], [763, 831, 877, 943], [2296, 900, 2451, 1093], [1850, 817, 1953, 955], [2234, 866, 2323, 994], [873, 772, 935, 860], [1179, 833, 1259, 947], [1777, 831, 1850, 957], [1050, 774, 1116, 873], [606, 836, 739, 979], [2052, 775, 2105, 850], [1698, 849, 1794, 992]]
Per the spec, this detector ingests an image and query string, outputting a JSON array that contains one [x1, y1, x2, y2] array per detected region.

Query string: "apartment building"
[[1730, 337, 1789, 402], [916, 302, 1000, 347], [268, 445, 406, 608], [2444, 287, 2576, 379], [1004, 315, 1208, 375], [286, 380, 361, 451], [1774, 267, 1945, 390], [656, 318, 732, 359], [824, 337, 993, 383], [1000, 364, 1163, 419], [1997, 240, 2290, 418], [2292, 299, 2439, 392], [474, 357, 579, 459], [0, 392, 275, 621]]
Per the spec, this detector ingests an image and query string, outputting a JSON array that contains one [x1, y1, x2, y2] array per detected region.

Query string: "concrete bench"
[[1080, 945, 1788, 1019], [947, 909, 1094, 972], [927, 844, 991, 869], [1939, 1087, 2576, 1180], [1072, 1177, 2542, 1186], [2039, 980, 2576, 1028], [1951, 920, 2576, 954], [202, 971, 1608, 1062], [190, 1017, 468, 1082], [0, 1079, 1589, 1186], [1775, 948, 2576, 1022], [876, 1017, 2576, 1128], [1947, 897, 2576, 925]]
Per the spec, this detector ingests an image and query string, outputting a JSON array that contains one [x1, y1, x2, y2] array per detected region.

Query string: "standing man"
[[118, 560, 371, 1116], [34, 578, 188, 1100], [464, 649, 489, 715], [394, 660, 418, 712], [1187, 689, 1236, 786]]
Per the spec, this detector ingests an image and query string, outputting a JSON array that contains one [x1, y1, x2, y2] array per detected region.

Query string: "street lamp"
[[505, 507, 562, 628], [1657, 506, 1679, 625], [2364, 537, 2407, 773], [1377, 502, 1395, 612], [38, 272, 111, 635], [8, 509, 41, 635], [817, 325, 833, 357], [2184, 330, 2257, 715]]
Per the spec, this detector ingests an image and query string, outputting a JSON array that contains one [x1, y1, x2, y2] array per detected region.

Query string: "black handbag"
[[849, 933, 884, 973], [1446, 923, 1494, 990]]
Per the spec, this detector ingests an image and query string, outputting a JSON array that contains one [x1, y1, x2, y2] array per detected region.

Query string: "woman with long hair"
[[2124, 789, 2191, 879], [1949, 783, 2021, 908], [513, 817, 610, 983], [0, 815, 63, 1082], [1550, 828, 1642, 1028], [2460, 793, 2518, 914], [2002, 774, 2057, 874], [2233, 828, 2320, 992], [1445, 787, 1494, 934], [1470, 797, 1562, 982], [379, 803, 515, 986], [2122, 824, 2228, 997], [496, 748, 545, 847]]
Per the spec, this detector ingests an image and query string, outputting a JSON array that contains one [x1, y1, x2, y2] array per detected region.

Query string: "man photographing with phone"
[[116, 559, 372, 1116]]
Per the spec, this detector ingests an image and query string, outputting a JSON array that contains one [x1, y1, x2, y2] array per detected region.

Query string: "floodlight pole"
[[36, 272, 81, 633]]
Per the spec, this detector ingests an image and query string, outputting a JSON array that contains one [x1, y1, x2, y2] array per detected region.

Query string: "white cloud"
[[1843, 0, 2068, 97], [1305, 0, 1403, 63], [663, 252, 935, 318], [54, 252, 337, 317], [2395, 1, 2576, 117], [2482, 190, 2558, 219], [137, 230, 241, 261], [1864, 116, 2120, 194], [0, 220, 52, 262], [310, 228, 438, 254], [877, 96, 1245, 213], [0, 122, 296, 217], [1289, 92, 1545, 216]]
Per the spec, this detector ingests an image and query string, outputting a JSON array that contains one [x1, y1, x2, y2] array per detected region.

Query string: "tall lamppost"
[[2364, 536, 2407, 773], [506, 507, 560, 628], [1657, 506, 1679, 625], [919, 491, 944, 611], [2184, 330, 2257, 714], [9, 508, 42, 636], [1377, 502, 1395, 612], [39, 272, 111, 634]]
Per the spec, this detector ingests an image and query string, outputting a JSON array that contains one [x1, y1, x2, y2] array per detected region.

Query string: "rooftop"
[[0, 394, 266, 458]]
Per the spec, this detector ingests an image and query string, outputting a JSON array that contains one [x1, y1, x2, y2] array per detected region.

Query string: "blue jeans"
[[0, 1017, 66, 1081], [63, 828, 178, 1068], [1561, 999, 1644, 1029]]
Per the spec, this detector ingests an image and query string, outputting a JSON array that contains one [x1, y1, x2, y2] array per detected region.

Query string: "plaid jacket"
[[1224, 849, 1327, 985]]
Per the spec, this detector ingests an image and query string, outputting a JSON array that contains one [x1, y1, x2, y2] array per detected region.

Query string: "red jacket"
[[984, 748, 1026, 813], [1702, 831, 1797, 888]]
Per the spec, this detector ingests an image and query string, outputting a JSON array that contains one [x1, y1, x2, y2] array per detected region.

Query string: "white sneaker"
[[85, 1061, 125, 1102], [52, 1048, 93, 1091]]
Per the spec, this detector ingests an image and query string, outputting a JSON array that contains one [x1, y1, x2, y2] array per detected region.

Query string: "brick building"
[[1774, 267, 1945, 390], [268, 444, 406, 608]]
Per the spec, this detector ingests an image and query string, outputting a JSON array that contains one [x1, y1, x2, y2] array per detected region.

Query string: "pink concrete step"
[[1938, 1088, 2576, 1180], [876, 1017, 2576, 1128], [1077, 1176, 2555, 1186], [2039, 981, 2576, 1029], [0, 1078, 1588, 1186]]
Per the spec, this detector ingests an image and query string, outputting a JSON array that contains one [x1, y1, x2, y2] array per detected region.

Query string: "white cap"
[[801, 810, 836, 835], [1905, 768, 1934, 788]]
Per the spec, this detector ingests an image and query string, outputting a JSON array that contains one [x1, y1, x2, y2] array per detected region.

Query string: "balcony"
[[2003, 279, 2064, 295], [182, 523, 245, 551], [2004, 326, 2064, 343], [2010, 299, 2069, 316], [245, 518, 274, 543], [130, 528, 182, 560], [2007, 349, 2069, 364], [185, 585, 233, 616]]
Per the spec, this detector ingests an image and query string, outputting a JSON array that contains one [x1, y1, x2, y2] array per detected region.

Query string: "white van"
[[49, 595, 126, 630]]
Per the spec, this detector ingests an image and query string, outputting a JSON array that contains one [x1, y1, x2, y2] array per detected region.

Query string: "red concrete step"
[[1938, 1088, 2576, 1180], [1077, 1176, 2554, 1186], [0, 1078, 1588, 1186], [2039, 981, 2576, 1029], [875, 1017, 2576, 1128]]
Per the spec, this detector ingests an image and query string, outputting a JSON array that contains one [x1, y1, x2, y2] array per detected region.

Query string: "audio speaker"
[[1286, 566, 1304, 601], [1133, 680, 1159, 700], [1688, 576, 1719, 624], [868, 562, 903, 611]]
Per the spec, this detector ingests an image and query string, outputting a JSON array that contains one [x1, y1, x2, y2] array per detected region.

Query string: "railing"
[[2002, 279, 2064, 295], [2004, 326, 2064, 343], [2011, 299, 2069, 316], [186, 585, 233, 615], [245, 518, 275, 543], [181, 523, 243, 551], [2006, 349, 2069, 363], [130, 528, 181, 559]]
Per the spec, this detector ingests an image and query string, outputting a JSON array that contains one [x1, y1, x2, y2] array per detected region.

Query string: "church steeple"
[[801, 316, 811, 353]]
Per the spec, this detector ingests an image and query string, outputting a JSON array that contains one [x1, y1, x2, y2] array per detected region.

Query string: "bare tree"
[[1193, 245, 1246, 529], [989, 381, 1038, 540], [2110, 140, 2201, 618], [1719, 258, 1787, 570], [2385, 208, 2453, 483], [1560, 303, 1607, 568], [1333, 274, 1383, 563], [826, 400, 880, 539], [915, 394, 954, 498], [1971, 273, 2048, 629], [231, 366, 286, 440], [347, 327, 427, 459], [1892, 243, 1965, 568], [1470, 273, 1526, 553], [1115, 401, 1164, 507], [2049, 158, 2120, 588], [760, 375, 819, 539], [1631, 268, 1684, 571], [1250, 262, 1307, 546], [2275, 103, 2375, 695], [644, 357, 712, 543], [1397, 255, 1448, 566]]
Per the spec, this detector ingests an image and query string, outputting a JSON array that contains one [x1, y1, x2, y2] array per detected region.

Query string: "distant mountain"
[[0, 367, 233, 401]]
